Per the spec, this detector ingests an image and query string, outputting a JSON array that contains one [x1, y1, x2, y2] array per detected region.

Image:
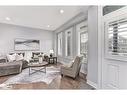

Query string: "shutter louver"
[[108, 18, 127, 55]]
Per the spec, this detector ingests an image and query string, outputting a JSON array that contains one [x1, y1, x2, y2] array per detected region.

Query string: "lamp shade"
[[49, 50, 54, 54]]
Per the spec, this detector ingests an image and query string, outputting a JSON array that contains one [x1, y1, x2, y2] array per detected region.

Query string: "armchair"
[[61, 56, 82, 79]]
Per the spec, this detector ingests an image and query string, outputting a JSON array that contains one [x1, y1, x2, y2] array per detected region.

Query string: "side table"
[[49, 57, 57, 64]]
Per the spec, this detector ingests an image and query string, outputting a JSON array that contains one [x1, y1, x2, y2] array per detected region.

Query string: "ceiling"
[[0, 6, 89, 31]]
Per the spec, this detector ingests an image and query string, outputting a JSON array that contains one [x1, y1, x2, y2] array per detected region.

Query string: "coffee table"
[[28, 61, 48, 75]]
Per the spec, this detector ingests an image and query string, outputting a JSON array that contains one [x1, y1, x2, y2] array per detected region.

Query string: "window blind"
[[108, 18, 127, 55]]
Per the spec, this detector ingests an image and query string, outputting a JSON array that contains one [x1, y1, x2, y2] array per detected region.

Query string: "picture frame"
[[14, 38, 40, 51]]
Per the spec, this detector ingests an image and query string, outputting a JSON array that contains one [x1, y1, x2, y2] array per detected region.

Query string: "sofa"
[[8, 53, 29, 69], [0, 53, 29, 77], [0, 61, 22, 77], [0, 52, 50, 77]]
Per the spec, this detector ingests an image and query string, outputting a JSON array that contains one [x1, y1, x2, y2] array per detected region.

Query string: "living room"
[[1, 5, 127, 91], [0, 6, 93, 89], [1, 0, 127, 95]]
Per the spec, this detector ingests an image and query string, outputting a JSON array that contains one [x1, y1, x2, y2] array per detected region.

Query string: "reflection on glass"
[[80, 32, 88, 55], [66, 30, 72, 57], [67, 36, 71, 56], [103, 6, 124, 15], [58, 33, 62, 55]]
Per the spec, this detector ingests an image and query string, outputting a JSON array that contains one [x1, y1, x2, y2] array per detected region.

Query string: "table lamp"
[[49, 49, 54, 57]]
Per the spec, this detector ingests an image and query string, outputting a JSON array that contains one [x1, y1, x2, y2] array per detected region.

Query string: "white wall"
[[87, 6, 98, 88], [0, 23, 53, 56]]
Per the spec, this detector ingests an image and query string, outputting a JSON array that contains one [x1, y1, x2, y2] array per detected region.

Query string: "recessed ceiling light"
[[5, 17, 11, 21], [47, 25, 50, 28], [60, 9, 64, 14]]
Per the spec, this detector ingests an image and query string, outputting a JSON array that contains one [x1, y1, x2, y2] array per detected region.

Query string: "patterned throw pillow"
[[6, 53, 16, 62], [16, 54, 24, 61]]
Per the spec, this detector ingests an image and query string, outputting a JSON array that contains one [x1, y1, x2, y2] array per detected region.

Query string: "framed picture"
[[14, 38, 40, 50]]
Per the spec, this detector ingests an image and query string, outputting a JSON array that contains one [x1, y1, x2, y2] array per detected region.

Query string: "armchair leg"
[[73, 77, 76, 80], [78, 72, 80, 76]]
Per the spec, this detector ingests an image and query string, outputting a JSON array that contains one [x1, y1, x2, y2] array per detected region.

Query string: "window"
[[80, 32, 88, 54], [57, 32, 62, 56], [103, 6, 127, 61], [103, 6, 124, 15], [107, 18, 127, 56], [65, 28, 72, 57], [76, 21, 88, 55]]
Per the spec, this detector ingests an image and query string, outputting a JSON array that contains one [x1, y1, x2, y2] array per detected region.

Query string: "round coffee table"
[[28, 61, 48, 75]]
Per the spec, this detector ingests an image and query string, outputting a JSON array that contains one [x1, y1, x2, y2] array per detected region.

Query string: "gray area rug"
[[0, 66, 60, 89]]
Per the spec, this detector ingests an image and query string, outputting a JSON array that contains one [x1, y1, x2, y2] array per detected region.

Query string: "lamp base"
[[50, 54, 53, 57]]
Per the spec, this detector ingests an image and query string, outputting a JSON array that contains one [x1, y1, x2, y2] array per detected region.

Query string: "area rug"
[[0, 66, 60, 89]]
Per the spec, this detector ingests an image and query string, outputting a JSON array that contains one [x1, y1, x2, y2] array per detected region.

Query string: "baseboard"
[[87, 80, 98, 89]]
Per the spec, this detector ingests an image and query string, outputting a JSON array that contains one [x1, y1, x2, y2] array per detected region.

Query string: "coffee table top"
[[28, 61, 48, 67]]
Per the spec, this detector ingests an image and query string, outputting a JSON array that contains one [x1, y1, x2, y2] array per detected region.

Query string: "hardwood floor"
[[0, 63, 94, 90]]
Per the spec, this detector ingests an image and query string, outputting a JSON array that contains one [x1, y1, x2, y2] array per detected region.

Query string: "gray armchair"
[[61, 56, 82, 79]]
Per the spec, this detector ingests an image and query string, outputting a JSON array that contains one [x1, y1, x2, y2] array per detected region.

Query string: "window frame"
[[104, 11, 127, 61], [57, 32, 62, 56], [80, 32, 88, 55], [76, 21, 88, 55], [65, 27, 73, 57]]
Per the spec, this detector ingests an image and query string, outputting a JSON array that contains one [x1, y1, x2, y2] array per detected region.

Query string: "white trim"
[[97, 6, 103, 89], [87, 80, 98, 89]]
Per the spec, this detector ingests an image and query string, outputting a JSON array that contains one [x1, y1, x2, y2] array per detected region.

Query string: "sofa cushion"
[[16, 54, 24, 61], [6, 53, 16, 62], [33, 54, 38, 58]]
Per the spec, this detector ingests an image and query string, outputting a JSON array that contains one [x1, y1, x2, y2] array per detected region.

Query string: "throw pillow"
[[33, 54, 38, 59], [16, 54, 24, 61], [6, 53, 16, 62]]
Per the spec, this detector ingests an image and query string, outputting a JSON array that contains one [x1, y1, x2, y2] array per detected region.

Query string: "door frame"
[[98, 6, 127, 89]]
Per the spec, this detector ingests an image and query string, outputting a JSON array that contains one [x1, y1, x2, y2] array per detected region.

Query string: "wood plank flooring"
[[0, 63, 94, 90]]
